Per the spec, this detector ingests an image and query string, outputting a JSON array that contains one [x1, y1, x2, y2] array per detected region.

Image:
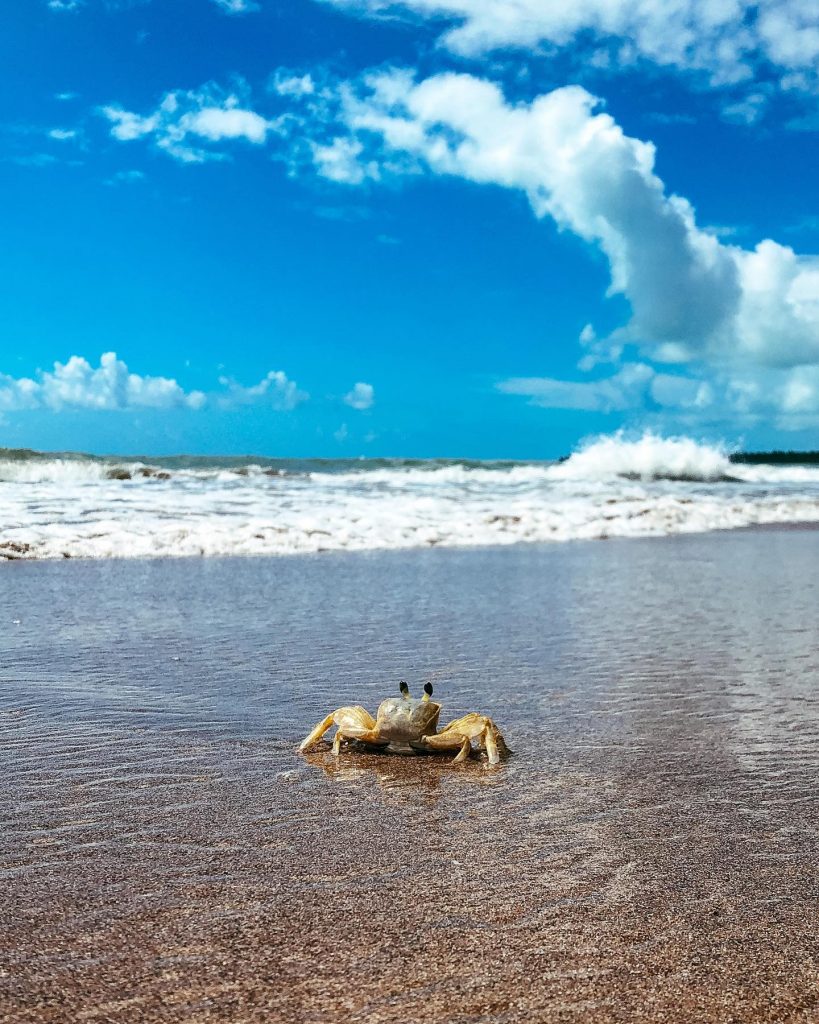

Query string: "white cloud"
[[48, 128, 78, 141], [102, 107, 159, 142], [211, 0, 260, 13], [319, 1, 819, 96], [302, 70, 819, 380], [757, 3, 819, 69], [0, 375, 39, 413], [311, 136, 373, 184], [217, 370, 308, 410], [101, 83, 277, 163], [0, 353, 205, 412], [10, 153, 58, 168], [721, 91, 769, 124], [0, 356, 315, 417], [721, 364, 819, 428], [497, 362, 819, 430], [498, 364, 655, 413], [105, 169, 146, 186], [270, 72, 316, 98], [343, 381, 375, 409]]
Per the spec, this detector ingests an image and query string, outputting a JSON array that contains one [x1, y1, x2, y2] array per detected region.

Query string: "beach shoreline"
[[1, 532, 817, 1022], [1, 517, 819, 566]]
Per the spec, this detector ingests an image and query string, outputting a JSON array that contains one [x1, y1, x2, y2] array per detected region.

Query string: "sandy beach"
[[1, 530, 818, 1022]]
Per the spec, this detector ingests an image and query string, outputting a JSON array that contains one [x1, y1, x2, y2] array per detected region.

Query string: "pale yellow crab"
[[298, 682, 510, 765]]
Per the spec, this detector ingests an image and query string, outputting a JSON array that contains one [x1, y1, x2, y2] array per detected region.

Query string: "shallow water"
[[1, 531, 818, 1022]]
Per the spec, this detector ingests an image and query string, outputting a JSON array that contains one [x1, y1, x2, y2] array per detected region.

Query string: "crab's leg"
[[434, 713, 510, 765], [484, 725, 501, 766], [419, 731, 473, 763], [299, 706, 379, 753], [299, 714, 337, 752], [331, 708, 383, 757]]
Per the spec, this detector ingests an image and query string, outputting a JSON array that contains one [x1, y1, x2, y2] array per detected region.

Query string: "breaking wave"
[[552, 433, 738, 482], [1, 434, 817, 560]]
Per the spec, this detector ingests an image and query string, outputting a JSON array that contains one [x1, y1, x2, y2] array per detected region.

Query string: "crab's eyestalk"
[[399, 680, 410, 699], [423, 682, 433, 702]]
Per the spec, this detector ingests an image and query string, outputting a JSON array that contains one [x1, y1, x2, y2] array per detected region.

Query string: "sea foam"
[[0, 434, 817, 560]]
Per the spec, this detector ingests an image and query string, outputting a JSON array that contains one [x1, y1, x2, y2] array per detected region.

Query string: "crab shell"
[[372, 695, 441, 745]]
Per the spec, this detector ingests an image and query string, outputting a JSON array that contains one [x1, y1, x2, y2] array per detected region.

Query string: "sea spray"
[[550, 432, 737, 482]]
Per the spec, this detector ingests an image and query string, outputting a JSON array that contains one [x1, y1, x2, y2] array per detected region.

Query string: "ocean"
[[2, 433, 818, 560]]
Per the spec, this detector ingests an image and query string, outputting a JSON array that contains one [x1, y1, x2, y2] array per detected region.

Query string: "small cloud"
[[270, 72, 315, 98], [55, 91, 78, 102], [211, 0, 260, 13], [721, 92, 768, 125], [100, 82, 277, 163], [334, 423, 348, 442], [102, 106, 158, 142], [105, 169, 146, 186], [11, 153, 58, 168], [311, 204, 373, 222], [497, 364, 654, 413], [217, 370, 308, 410], [47, 0, 83, 10], [703, 223, 747, 239], [644, 111, 697, 126], [312, 136, 377, 185], [48, 128, 77, 141], [785, 214, 819, 234], [786, 111, 819, 132], [343, 381, 374, 410]]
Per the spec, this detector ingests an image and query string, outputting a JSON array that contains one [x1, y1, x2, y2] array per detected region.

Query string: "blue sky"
[[1, 0, 819, 457]]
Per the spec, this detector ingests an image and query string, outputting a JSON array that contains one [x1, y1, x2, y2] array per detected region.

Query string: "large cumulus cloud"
[[321, 70, 819, 371]]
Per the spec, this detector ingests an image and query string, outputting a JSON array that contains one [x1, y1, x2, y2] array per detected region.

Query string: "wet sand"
[[1, 531, 818, 1022]]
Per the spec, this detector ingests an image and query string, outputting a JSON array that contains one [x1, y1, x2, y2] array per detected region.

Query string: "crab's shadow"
[[301, 743, 507, 808]]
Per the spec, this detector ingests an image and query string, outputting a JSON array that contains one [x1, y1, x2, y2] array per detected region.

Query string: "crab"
[[298, 682, 510, 765]]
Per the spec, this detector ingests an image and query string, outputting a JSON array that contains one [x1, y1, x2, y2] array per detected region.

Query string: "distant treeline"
[[731, 451, 819, 465]]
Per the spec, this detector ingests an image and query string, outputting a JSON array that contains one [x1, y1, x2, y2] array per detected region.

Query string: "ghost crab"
[[298, 682, 510, 765]]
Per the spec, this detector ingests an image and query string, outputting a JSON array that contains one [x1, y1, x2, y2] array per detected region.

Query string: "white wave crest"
[[0, 458, 114, 484], [550, 433, 735, 482]]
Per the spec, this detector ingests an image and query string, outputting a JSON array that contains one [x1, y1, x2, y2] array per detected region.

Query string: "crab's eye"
[[399, 681, 410, 697], [424, 682, 434, 697]]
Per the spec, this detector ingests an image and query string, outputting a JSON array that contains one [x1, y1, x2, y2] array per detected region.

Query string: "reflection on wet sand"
[[301, 747, 504, 806]]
